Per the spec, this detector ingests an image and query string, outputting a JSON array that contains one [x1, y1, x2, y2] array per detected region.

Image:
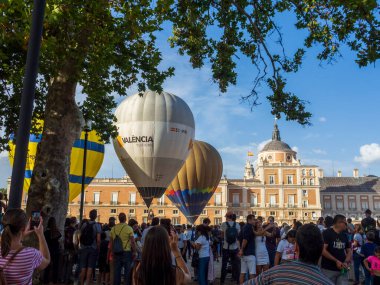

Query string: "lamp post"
[[79, 120, 91, 222], [8, 0, 46, 209]]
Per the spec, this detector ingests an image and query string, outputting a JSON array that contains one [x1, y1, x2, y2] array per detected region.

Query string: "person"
[[352, 224, 365, 285], [324, 216, 333, 229], [263, 216, 280, 268], [254, 219, 271, 275], [61, 217, 77, 284], [346, 218, 355, 242], [211, 225, 221, 262], [203, 218, 211, 227], [245, 224, 333, 285], [104, 217, 116, 241], [141, 217, 159, 246], [238, 214, 256, 284], [317, 217, 325, 232], [0, 193, 7, 231], [362, 209, 376, 233], [185, 225, 193, 259], [98, 232, 110, 285], [43, 216, 62, 285], [321, 214, 352, 285], [79, 209, 102, 285], [109, 212, 136, 285], [0, 208, 50, 284], [220, 211, 241, 284], [361, 231, 377, 285], [132, 225, 191, 285], [279, 223, 288, 237], [363, 246, 380, 285], [274, 229, 296, 265], [176, 225, 188, 262], [193, 224, 211, 285]]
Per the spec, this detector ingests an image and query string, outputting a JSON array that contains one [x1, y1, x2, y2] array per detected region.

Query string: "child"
[[274, 229, 297, 266], [364, 246, 380, 285], [361, 231, 377, 285], [98, 232, 110, 285]]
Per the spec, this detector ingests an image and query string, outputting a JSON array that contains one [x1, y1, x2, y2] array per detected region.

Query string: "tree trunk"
[[26, 67, 82, 233]]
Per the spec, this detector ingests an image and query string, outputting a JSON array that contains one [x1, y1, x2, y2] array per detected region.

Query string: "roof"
[[320, 177, 380, 193]]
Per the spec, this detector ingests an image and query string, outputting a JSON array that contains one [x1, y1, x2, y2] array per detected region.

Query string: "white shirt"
[[277, 239, 296, 260], [178, 233, 188, 249], [195, 235, 210, 258]]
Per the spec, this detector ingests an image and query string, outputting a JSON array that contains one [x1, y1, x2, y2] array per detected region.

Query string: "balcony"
[[92, 201, 100, 205], [128, 201, 137, 205], [214, 203, 222, 206], [287, 204, 297, 208], [250, 203, 259, 207], [267, 203, 279, 208], [157, 202, 167, 206], [110, 201, 119, 205], [232, 203, 240, 207], [349, 207, 357, 211]]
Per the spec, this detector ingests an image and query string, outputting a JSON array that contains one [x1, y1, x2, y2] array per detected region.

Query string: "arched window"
[[309, 169, 313, 176], [302, 178, 306, 185], [310, 178, 315, 186], [302, 169, 306, 176]]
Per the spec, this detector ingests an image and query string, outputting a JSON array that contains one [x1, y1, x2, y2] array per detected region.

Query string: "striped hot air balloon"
[[113, 90, 195, 207], [166, 140, 223, 224], [9, 127, 104, 201]]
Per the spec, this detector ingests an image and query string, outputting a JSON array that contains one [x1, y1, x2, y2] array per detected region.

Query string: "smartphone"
[[31, 211, 41, 228]]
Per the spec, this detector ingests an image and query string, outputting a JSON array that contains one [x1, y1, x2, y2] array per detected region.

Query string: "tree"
[[0, 0, 378, 230]]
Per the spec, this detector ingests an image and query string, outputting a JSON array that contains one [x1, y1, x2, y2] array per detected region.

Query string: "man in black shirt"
[[362, 209, 376, 233], [238, 215, 256, 284], [321, 214, 352, 285]]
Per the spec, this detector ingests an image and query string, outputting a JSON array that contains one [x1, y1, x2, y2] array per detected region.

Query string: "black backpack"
[[80, 222, 95, 246], [112, 225, 126, 254], [225, 222, 238, 245]]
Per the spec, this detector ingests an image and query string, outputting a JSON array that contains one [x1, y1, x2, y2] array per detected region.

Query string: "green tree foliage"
[[0, 0, 378, 224]]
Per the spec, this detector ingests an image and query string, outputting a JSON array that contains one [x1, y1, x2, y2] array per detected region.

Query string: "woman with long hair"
[[0, 209, 50, 284], [193, 224, 211, 285], [43, 216, 62, 284], [253, 220, 271, 274], [133, 225, 191, 285]]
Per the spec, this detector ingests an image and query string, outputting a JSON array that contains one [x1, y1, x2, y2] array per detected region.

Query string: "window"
[[129, 193, 136, 205], [289, 211, 294, 216], [375, 201, 380, 210], [111, 192, 118, 205], [302, 200, 308, 208], [270, 195, 276, 206], [288, 195, 295, 207], [172, 217, 180, 225], [173, 209, 179, 215], [143, 209, 149, 214], [252, 211, 257, 216], [302, 190, 308, 197], [158, 209, 165, 215], [287, 175, 293, 184], [324, 200, 332, 209], [349, 197, 356, 209], [233, 194, 240, 206], [336, 196, 344, 210], [286, 155, 291, 161], [361, 198, 369, 210], [250, 194, 258, 206], [143, 217, 148, 223], [215, 194, 222, 206], [214, 218, 222, 225], [268, 155, 272, 160], [309, 169, 313, 176], [129, 209, 135, 214], [312, 212, 317, 219], [110, 209, 117, 214], [302, 169, 306, 176], [310, 178, 315, 186], [215, 210, 221, 215], [302, 178, 307, 185], [202, 210, 207, 215], [93, 192, 100, 205], [304, 212, 308, 217], [270, 211, 275, 216], [158, 195, 165, 205], [269, 175, 275, 184]]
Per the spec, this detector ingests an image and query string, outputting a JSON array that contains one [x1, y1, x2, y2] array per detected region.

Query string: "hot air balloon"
[[166, 140, 223, 224], [113, 90, 195, 207], [9, 126, 104, 201]]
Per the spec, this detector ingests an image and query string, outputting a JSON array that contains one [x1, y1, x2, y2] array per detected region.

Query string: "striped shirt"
[[246, 261, 333, 285], [0, 247, 43, 285]]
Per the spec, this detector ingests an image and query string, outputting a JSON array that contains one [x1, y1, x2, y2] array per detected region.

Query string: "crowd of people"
[[1, 207, 380, 285]]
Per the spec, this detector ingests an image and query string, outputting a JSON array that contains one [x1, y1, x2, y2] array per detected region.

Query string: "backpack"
[[225, 222, 238, 245], [80, 222, 95, 246], [112, 225, 126, 254], [0, 247, 24, 285]]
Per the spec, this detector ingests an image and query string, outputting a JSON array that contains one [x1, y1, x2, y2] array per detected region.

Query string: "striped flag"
[[247, 151, 254, 156]]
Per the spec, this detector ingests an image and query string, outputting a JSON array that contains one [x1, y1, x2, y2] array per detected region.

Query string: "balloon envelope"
[[166, 140, 223, 224], [9, 128, 104, 201], [113, 90, 195, 207]]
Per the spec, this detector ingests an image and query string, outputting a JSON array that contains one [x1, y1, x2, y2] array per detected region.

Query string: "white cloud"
[[319, 117, 327, 123], [354, 143, 380, 166], [257, 139, 271, 152], [292, 146, 299, 153], [312, 148, 327, 155]]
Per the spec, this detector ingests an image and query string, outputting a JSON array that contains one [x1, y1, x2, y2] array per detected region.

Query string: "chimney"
[[319, 169, 324, 178], [353, 168, 359, 178], [337, 170, 342, 177]]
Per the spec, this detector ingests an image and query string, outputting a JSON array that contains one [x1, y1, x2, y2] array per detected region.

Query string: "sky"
[[1, 12, 380, 188]]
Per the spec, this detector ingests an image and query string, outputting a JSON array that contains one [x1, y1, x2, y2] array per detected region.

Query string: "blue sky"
[[1, 13, 379, 188]]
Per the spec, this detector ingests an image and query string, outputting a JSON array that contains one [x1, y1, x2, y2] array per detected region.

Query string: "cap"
[[225, 211, 233, 217]]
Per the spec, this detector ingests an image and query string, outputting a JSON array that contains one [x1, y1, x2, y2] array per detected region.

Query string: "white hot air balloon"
[[113, 90, 195, 207]]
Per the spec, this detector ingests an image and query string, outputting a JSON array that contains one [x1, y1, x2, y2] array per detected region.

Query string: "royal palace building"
[[14, 122, 379, 225]]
